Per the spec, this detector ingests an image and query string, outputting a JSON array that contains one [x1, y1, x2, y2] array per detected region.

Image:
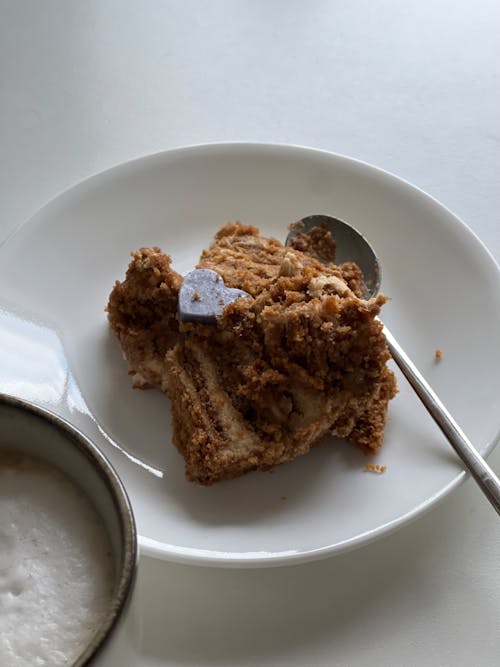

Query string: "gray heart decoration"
[[178, 269, 250, 324]]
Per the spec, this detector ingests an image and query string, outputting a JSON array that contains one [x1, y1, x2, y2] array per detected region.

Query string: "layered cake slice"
[[107, 222, 397, 485]]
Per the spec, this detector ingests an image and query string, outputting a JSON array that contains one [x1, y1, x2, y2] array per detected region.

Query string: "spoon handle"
[[383, 325, 500, 515]]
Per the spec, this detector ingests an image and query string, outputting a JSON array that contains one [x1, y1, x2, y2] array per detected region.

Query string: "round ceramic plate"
[[0, 143, 499, 567]]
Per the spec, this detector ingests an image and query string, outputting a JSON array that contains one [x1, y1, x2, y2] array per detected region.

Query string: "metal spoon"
[[286, 214, 500, 515]]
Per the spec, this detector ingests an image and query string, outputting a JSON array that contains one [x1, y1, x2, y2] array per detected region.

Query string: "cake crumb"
[[192, 292, 201, 301], [434, 348, 442, 361], [364, 463, 387, 474]]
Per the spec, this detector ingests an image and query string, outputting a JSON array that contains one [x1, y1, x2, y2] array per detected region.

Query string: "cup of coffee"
[[0, 393, 139, 666]]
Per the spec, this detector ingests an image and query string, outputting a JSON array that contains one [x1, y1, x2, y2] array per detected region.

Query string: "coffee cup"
[[0, 393, 139, 666]]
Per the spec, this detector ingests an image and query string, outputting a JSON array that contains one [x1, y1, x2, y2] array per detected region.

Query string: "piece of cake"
[[107, 222, 397, 485], [107, 247, 182, 389]]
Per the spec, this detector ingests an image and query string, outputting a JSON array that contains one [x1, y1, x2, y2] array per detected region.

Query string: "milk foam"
[[0, 454, 114, 666]]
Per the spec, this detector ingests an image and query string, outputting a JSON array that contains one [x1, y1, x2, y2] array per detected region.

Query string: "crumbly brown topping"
[[107, 222, 397, 485], [288, 222, 337, 263], [106, 247, 182, 388]]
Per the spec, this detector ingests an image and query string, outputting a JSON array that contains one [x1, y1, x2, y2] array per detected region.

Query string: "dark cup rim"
[[0, 392, 138, 666]]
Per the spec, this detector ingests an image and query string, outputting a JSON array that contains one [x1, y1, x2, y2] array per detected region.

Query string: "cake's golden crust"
[[107, 222, 397, 485]]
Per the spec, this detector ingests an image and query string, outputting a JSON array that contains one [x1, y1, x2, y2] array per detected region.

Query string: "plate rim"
[[1, 141, 499, 567], [3, 140, 499, 273]]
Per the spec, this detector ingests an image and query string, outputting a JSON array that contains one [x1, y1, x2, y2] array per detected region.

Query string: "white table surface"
[[1, 1, 499, 665]]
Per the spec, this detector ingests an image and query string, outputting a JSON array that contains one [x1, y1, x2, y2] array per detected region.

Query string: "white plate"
[[1, 143, 499, 567]]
